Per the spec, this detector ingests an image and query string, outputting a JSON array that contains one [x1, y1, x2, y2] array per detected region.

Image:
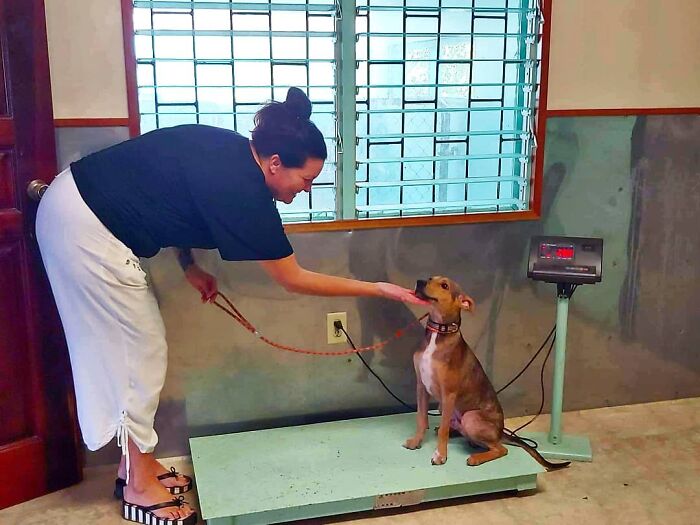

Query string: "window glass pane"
[[135, 0, 339, 223]]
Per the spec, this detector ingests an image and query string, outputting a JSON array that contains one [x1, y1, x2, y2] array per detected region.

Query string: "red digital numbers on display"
[[539, 243, 575, 260], [555, 247, 574, 259]]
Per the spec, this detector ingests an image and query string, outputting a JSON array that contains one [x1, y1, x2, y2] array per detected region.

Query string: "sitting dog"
[[404, 276, 569, 470]]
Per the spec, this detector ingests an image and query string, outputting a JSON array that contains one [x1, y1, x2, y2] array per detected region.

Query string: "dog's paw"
[[466, 455, 481, 467], [403, 437, 422, 450], [431, 449, 447, 465]]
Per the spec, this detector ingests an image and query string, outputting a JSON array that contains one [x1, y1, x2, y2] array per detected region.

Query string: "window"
[[129, 0, 545, 227]]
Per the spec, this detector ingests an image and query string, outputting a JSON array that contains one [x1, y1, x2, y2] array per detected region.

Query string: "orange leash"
[[212, 291, 428, 357]]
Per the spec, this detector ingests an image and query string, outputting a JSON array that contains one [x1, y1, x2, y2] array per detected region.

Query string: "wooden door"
[[0, 0, 81, 509]]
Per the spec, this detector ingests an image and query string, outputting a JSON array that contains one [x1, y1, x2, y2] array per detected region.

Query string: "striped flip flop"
[[122, 496, 197, 525], [115, 468, 193, 499]]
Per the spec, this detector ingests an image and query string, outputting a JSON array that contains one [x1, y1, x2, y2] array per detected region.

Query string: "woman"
[[36, 88, 427, 525]]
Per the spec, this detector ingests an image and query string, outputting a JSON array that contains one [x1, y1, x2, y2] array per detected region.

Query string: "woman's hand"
[[376, 282, 430, 306], [185, 264, 218, 303]]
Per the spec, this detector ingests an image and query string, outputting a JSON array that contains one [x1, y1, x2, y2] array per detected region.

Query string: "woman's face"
[[265, 155, 324, 204]]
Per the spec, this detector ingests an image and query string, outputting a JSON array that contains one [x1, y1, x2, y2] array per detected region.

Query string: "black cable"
[[512, 333, 556, 435], [496, 325, 555, 395], [500, 284, 578, 445], [501, 336, 556, 448], [496, 284, 578, 395], [339, 325, 441, 417], [502, 428, 539, 448]]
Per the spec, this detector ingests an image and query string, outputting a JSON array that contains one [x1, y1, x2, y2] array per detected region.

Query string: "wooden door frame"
[[0, 0, 81, 509]]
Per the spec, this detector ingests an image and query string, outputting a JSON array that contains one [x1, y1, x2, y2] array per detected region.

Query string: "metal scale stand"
[[522, 235, 604, 462]]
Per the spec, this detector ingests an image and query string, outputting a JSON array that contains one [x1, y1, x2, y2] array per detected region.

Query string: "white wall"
[[43, 0, 700, 118], [45, 0, 128, 119], [547, 0, 700, 110]]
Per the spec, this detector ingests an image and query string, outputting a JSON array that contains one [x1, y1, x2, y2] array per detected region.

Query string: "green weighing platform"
[[190, 413, 543, 525]]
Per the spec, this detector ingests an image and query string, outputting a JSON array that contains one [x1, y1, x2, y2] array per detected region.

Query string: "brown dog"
[[403, 276, 569, 470]]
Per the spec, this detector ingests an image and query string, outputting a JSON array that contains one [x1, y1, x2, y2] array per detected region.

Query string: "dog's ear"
[[459, 294, 475, 312]]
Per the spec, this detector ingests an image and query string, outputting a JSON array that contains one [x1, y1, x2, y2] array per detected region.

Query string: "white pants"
[[36, 168, 167, 469]]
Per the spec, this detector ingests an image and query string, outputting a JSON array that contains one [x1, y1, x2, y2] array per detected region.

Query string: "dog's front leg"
[[404, 354, 429, 450], [432, 392, 456, 465]]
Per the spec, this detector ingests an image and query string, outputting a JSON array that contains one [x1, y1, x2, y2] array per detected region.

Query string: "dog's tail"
[[502, 431, 571, 471]]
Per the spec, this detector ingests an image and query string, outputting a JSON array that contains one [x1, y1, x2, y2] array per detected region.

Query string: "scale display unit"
[[523, 235, 603, 462]]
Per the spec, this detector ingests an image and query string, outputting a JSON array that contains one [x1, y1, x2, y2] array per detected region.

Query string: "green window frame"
[[129, 0, 545, 228]]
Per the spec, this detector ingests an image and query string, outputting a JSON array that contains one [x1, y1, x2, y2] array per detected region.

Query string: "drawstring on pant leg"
[[116, 411, 131, 486]]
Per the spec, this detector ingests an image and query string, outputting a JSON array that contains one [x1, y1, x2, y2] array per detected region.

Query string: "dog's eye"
[[441, 282, 449, 290]]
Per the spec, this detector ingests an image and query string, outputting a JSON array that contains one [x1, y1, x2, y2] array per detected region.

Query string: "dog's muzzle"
[[414, 279, 432, 301]]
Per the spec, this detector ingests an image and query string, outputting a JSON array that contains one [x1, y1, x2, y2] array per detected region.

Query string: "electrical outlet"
[[326, 312, 347, 344]]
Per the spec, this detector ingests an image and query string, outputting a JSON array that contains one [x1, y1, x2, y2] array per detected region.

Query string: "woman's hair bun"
[[283, 87, 312, 120], [252, 86, 327, 167]]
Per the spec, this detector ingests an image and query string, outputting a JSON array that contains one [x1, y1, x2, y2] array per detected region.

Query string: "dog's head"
[[415, 276, 474, 322]]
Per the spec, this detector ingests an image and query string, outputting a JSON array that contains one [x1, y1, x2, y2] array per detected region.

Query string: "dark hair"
[[251, 87, 327, 168]]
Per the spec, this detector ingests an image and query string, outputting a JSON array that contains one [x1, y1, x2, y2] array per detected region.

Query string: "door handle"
[[27, 179, 49, 202]]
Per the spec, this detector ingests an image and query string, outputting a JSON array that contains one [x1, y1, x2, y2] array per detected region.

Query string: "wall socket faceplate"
[[326, 312, 347, 344]]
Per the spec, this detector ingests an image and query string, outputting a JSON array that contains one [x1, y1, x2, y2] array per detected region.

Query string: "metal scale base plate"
[[190, 413, 543, 524]]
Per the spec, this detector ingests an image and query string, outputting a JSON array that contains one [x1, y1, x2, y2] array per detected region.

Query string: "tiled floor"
[[2, 398, 698, 525]]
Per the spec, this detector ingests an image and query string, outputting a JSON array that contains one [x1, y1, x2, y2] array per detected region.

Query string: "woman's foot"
[[121, 438, 196, 521], [118, 454, 191, 492], [123, 478, 194, 521]]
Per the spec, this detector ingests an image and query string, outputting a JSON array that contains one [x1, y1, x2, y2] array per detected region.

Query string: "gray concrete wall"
[[55, 115, 700, 464]]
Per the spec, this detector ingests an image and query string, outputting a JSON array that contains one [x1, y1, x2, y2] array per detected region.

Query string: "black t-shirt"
[[71, 125, 293, 261]]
